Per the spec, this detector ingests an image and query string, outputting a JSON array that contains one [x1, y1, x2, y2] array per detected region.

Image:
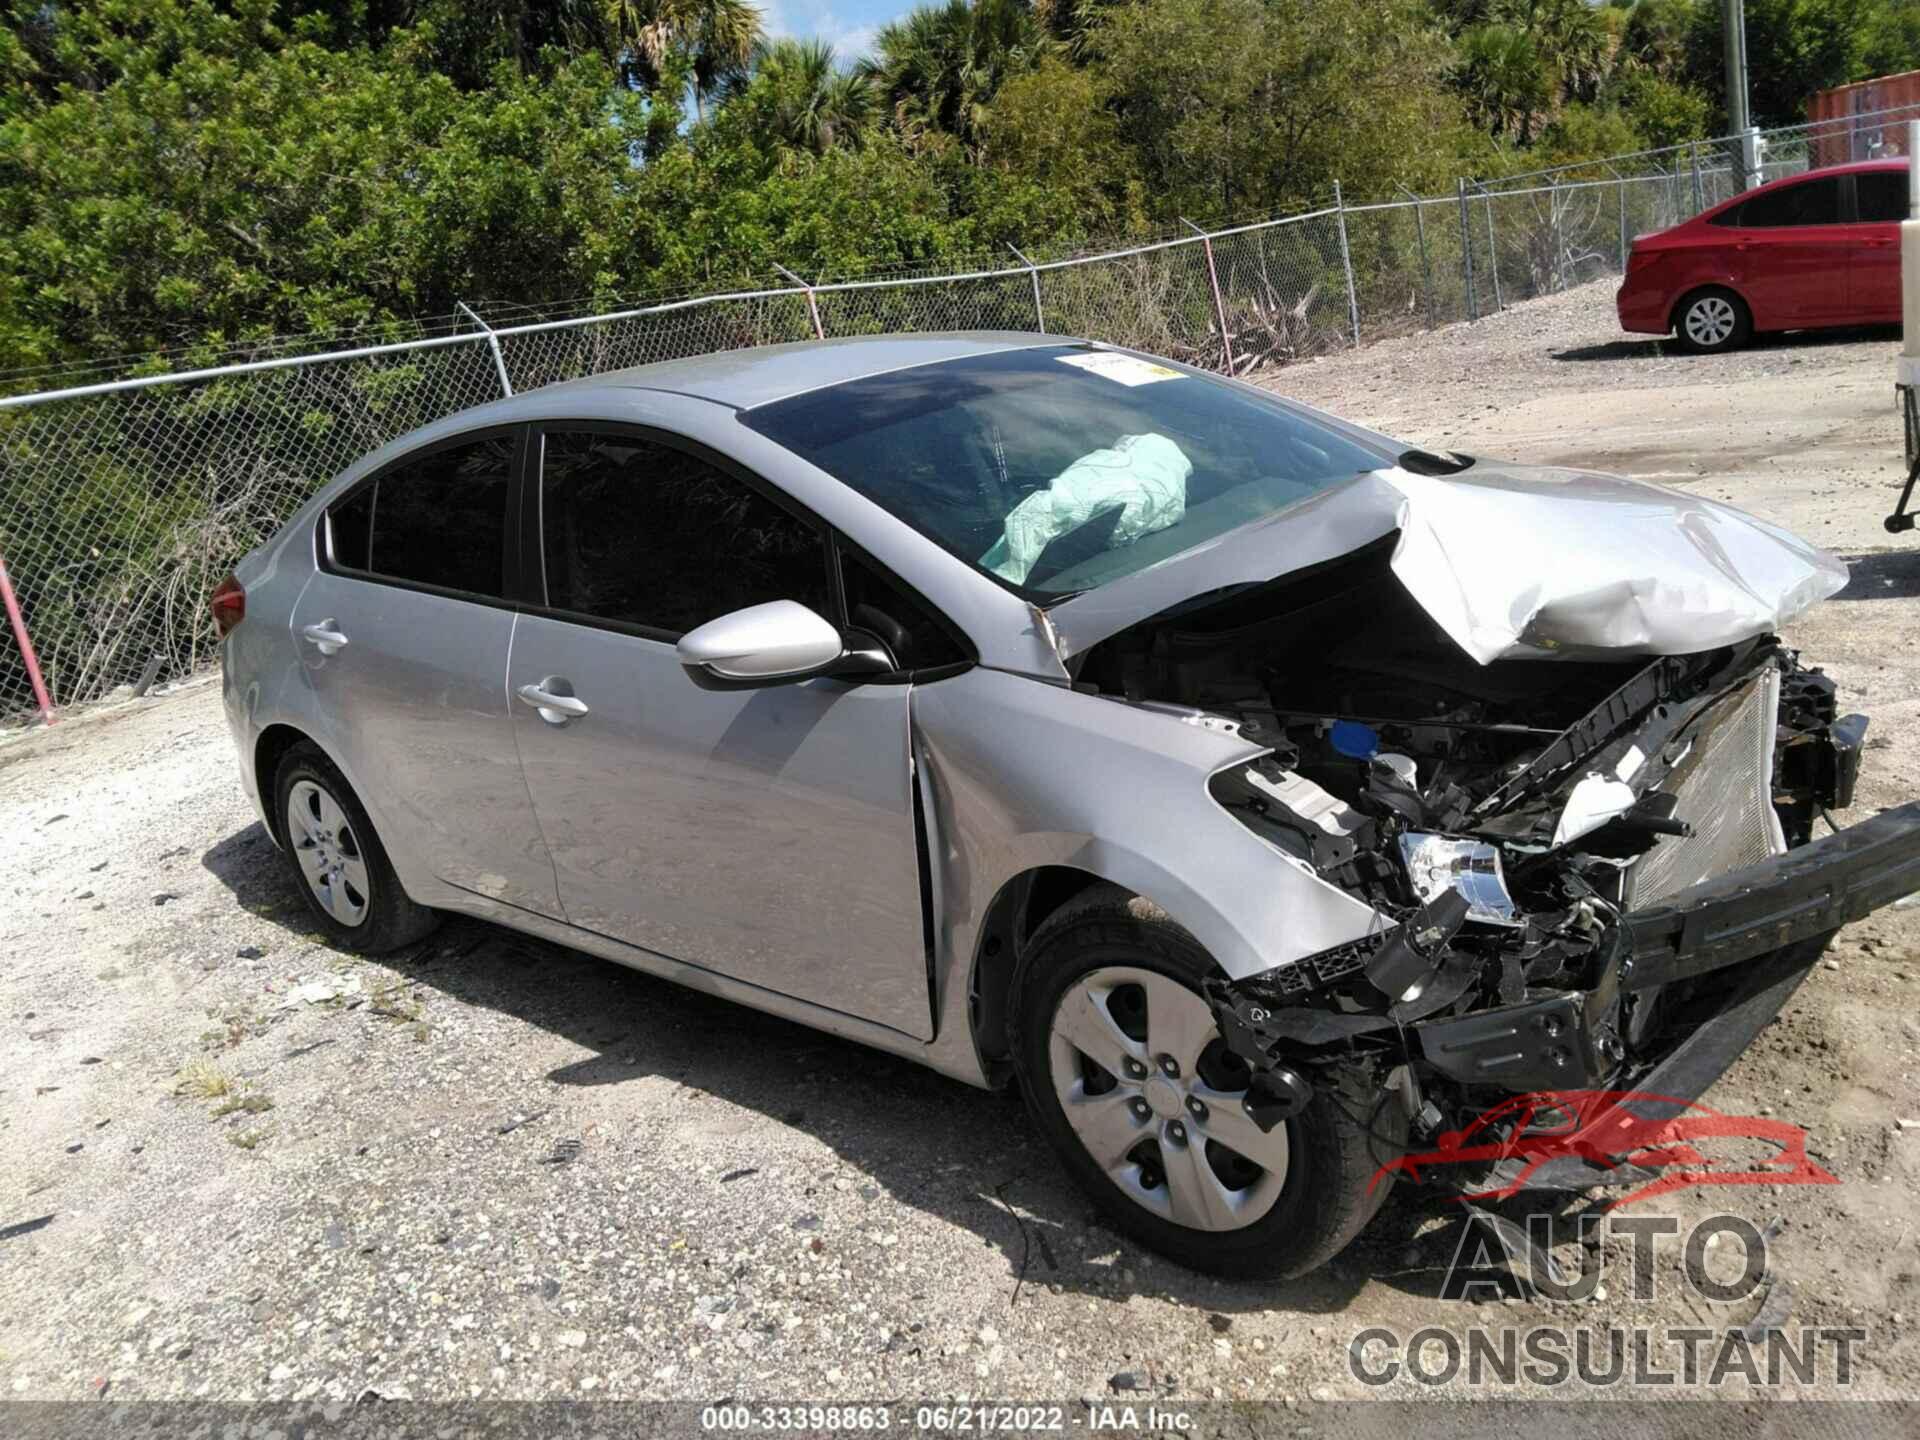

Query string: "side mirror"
[[676, 600, 892, 690]]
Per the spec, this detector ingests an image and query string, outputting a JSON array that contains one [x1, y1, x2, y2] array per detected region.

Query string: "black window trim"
[[518, 419, 841, 647], [518, 420, 977, 682], [1714, 172, 1850, 230], [315, 423, 528, 613], [1851, 167, 1911, 224], [829, 531, 980, 683]]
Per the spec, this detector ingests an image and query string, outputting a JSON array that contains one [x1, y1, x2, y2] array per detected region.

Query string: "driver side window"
[[537, 429, 834, 637]]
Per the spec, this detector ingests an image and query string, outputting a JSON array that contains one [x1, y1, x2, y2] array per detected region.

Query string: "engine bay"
[[1068, 533, 1868, 1149]]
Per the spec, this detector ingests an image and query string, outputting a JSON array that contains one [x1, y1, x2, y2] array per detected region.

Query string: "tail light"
[[210, 572, 246, 637]]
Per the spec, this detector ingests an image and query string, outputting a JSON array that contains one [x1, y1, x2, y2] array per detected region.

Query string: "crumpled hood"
[[1045, 462, 1848, 664]]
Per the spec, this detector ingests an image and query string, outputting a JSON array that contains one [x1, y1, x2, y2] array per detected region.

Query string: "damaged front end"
[[1071, 536, 1920, 1174]]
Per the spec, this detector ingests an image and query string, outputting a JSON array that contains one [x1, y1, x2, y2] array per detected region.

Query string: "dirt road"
[[4, 284, 1920, 1407]]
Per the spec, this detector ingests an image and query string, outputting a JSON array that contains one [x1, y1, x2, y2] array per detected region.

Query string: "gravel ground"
[[5, 283, 1920, 1408]]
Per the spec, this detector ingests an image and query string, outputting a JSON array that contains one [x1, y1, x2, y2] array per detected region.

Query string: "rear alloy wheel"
[[273, 742, 439, 954], [1010, 885, 1402, 1279], [1673, 288, 1751, 354]]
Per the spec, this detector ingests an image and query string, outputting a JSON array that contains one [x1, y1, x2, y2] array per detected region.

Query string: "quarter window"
[[1733, 176, 1842, 228], [538, 429, 833, 636], [1857, 170, 1910, 223], [325, 433, 513, 597]]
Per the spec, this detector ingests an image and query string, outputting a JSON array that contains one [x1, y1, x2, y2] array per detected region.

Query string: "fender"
[[907, 665, 1387, 1081]]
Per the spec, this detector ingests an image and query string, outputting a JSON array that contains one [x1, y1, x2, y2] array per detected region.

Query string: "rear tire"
[[1009, 885, 1402, 1279], [273, 742, 439, 955], [1672, 287, 1752, 353]]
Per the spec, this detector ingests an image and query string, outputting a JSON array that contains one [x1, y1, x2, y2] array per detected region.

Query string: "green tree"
[[1456, 20, 1553, 140], [607, 0, 764, 118], [1094, 0, 1472, 220], [1607, 67, 1712, 148], [1683, 0, 1872, 126], [719, 37, 874, 156], [865, 0, 1053, 152], [978, 54, 1140, 233], [1862, 0, 1920, 78]]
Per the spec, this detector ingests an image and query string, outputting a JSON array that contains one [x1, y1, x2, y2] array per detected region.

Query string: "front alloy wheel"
[[1049, 965, 1289, 1231], [1010, 884, 1403, 1278]]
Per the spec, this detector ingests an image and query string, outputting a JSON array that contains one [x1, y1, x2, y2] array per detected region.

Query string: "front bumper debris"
[[1212, 802, 1920, 1120]]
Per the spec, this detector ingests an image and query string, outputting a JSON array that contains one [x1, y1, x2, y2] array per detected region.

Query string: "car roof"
[[537, 331, 1061, 411]]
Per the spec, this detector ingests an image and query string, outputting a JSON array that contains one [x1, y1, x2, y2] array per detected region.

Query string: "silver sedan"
[[217, 334, 1920, 1277]]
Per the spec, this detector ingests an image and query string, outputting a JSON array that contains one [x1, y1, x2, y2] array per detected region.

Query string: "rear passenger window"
[[326, 434, 513, 597], [1858, 170, 1910, 222], [538, 429, 832, 636], [1735, 176, 1842, 228]]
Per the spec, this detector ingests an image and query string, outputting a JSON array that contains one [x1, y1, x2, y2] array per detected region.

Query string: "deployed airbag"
[[982, 432, 1190, 584]]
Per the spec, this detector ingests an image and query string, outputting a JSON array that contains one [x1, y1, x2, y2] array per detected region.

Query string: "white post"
[[1901, 123, 1920, 371], [1008, 243, 1046, 333], [1333, 179, 1361, 346], [456, 301, 513, 397], [773, 263, 826, 340]]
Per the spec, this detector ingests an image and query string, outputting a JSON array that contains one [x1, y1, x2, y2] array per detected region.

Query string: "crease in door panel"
[[504, 612, 567, 917]]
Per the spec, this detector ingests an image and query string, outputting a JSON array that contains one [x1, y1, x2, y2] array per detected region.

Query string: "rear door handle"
[[300, 619, 349, 655], [517, 680, 590, 724]]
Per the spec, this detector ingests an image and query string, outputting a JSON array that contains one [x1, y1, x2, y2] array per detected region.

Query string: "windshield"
[[740, 344, 1397, 600]]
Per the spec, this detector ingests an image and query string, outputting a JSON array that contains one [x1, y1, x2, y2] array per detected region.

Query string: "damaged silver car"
[[217, 335, 1920, 1279]]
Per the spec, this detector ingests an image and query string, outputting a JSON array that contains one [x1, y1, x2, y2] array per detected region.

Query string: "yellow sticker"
[[1056, 352, 1185, 387]]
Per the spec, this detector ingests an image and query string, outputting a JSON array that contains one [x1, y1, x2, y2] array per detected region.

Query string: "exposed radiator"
[[1624, 667, 1786, 910]]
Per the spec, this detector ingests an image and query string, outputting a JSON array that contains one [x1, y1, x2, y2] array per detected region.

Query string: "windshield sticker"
[[1056, 352, 1184, 386]]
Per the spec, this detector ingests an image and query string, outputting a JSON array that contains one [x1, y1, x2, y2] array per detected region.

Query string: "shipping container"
[[1807, 71, 1920, 167]]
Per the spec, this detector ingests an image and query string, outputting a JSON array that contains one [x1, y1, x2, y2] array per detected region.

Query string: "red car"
[[1616, 158, 1908, 353]]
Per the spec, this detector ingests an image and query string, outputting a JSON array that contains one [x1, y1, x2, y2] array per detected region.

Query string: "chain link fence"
[[7, 99, 1920, 723]]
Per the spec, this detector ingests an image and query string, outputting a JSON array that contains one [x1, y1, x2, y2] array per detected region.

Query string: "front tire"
[[1009, 886, 1401, 1279], [273, 742, 439, 954], [1672, 287, 1752, 353]]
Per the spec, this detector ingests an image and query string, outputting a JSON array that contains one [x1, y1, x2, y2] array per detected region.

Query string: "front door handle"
[[517, 680, 590, 725], [300, 619, 349, 655]]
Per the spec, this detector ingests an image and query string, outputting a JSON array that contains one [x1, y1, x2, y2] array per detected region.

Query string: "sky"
[[760, 0, 909, 60]]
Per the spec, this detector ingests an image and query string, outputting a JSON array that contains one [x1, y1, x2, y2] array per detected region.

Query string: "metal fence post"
[[1480, 183, 1503, 312], [1458, 178, 1477, 321], [1398, 186, 1436, 330], [1607, 163, 1628, 269], [1333, 180, 1362, 346], [773, 263, 826, 340], [455, 301, 514, 397], [1180, 218, 1236, 375], [1008, 243, 1045, 333], [1690, 142, 1705, 213], [0, 549, 54, 724]]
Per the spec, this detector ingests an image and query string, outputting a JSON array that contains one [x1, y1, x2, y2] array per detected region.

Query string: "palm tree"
[[1534, 0, 1607, 107], [724, 38, 874, 155], [864, 0, 1052, 151], [1456, 21, 1552, 141], [607, 0, 766, 118]]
